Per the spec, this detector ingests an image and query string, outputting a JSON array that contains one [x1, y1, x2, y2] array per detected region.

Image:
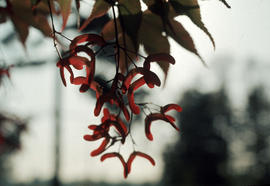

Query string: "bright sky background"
[[1, 0, 270, 184]]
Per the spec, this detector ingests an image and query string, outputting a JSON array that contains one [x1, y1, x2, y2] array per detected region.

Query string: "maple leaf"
[[30, 0, 42, 8], [118, 0, 142, 49], [170, 0, 215, 48], [166, 19, 206, 65], [3, 0, 52, 46], [138, 10, 171, 77], [80, 0, 111, 31], [101, 19, 138, 73], [56, 0, 72, 31]]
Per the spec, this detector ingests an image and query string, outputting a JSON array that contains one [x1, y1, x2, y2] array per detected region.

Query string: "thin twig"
[[55, 31, 72, 41], [128, 113, 136, 149], [112, 5, 120, 74], [119, 46, 146, 59], [119, 47, 137, 68], [117, 5, 129, 73], [47, 0, 62, 59]]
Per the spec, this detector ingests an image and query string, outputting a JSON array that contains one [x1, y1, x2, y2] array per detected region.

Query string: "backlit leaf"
[[139, 11, 171, 78], [30, 0, 42, 7], [8, 0, 52, 45], [101, 19, 119, 41], [118, 0, 142, 48], [171, 0, 215, 48], [118, 34, 138, 73], [167, 19, 206, 65], [56, 0, 72, 31], [80, 0, 111, 31]]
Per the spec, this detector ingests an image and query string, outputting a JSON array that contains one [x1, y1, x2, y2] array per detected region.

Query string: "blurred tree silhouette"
[[162, 85, 270, 186], [162, 88, 231, 186], [0, 113, 26, 185], [236, 86, 270, 185]]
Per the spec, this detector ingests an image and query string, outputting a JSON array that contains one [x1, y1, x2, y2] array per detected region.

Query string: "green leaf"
[[101, 19, 120, 41], [30, 0, 42, 7], [139, 11, 171, 78], [167, 19, 205, 65], [80, 0, 111, 31], [101, 19, 138, 73], [56, 0, 72, 31], [171, 0, 215, 48], [118, 0, 142, 49], [118, 34, 138, 73], [9, 0, 52, 45], [142, 0, 168, 15], [10, 17, 29, 46]]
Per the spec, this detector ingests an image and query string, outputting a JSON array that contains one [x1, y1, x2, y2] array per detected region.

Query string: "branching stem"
[[112, 5, 120, 74], [47, 0, 62, 59]]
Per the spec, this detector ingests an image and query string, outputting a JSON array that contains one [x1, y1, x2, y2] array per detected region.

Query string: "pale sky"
[[1, 0, 270, 184]]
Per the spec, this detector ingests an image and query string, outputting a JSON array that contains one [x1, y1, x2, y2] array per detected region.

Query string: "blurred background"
[[1, 0, 270, 186]]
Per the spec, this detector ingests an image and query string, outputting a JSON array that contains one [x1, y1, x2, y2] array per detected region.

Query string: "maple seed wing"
[[70, 34, 106, 50], [127, 151, 156, 174], [127, 153, 136, 174], [127, 77, 146, 114], [100, 153, 128, 178], [134, 151, 155, 166], [90, 137, 110, 156], [145, 113, 180, 141], [59, 66, 66, 86], [162, 103, 182, 113]]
